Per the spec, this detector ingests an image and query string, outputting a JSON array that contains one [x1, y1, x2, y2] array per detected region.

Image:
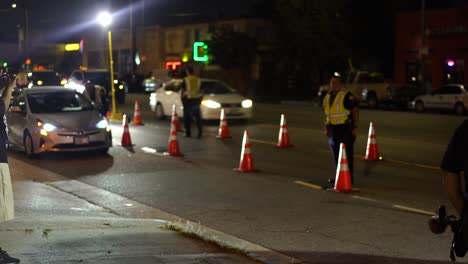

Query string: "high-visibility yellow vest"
[[183, 75, 201, 99], [323, 89, 351, 125], [17, 72, 28, 86]]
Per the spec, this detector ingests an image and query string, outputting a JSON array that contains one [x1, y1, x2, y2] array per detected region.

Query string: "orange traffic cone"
[[166, 116, 184, 157], [276, 114, 293, 148], [121, 114, 133, 146], [171, 104, 182, 132], [365, 121, 381, 161], [328, 143, 358, 193], [234, 130, 257, 172], [217, 109, 231, 139], [132, 100, 144, 126]]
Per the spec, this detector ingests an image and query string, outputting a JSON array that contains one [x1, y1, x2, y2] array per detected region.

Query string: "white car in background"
[[412, 84, 468, 115], [149, 79, 253, 120]]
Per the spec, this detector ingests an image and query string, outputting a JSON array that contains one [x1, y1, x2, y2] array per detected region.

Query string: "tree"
[[206, 26, 257, 70]]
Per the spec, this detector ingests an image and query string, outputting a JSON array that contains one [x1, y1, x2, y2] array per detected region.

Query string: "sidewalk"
[[0, 174, 263, 263]]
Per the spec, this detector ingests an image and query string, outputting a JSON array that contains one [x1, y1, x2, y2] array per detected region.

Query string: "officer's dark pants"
[[328, 124, 356, 183], [183, 98, 202, 137]]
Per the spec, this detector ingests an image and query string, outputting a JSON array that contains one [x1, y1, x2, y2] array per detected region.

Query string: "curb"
[[49, 179, 302, 264]]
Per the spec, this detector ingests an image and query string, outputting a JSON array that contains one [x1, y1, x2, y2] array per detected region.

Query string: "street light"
[[97, 11, 122, 121]]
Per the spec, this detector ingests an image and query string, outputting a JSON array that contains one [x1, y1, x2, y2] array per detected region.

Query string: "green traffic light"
[[2, 62, 7, 67]]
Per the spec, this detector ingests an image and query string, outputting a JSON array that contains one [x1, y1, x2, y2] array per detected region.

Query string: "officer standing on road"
[[441, 119, 468, 216], [323, 71, 359, 185], [84, 81, 108, 115], [180, 66, 203, 138]]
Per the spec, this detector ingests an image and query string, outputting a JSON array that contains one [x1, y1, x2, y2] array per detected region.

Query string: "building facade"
[[395, 7, 468, 90], [81, 18, 274, 94]]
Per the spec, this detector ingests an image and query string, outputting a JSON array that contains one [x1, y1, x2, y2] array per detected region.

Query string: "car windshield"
[[27, 92, 94, 113], [86, 72, 109, 87], [201, 81, 235, 94], [32, 72, 60, 84]]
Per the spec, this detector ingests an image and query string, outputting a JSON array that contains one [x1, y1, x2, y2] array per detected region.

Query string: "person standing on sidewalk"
[[0, 68, 20, 264], [323, 71, 359, 185], [180, 66, 203, 138]]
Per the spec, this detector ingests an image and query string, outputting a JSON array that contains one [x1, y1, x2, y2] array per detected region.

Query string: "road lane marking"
[[351, 195, 379, 203], [294, 180, 323, 190], [250, 138, 277, 146], [392, 204, 434, 216]]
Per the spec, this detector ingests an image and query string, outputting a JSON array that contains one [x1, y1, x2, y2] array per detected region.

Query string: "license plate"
[[74, 136, 89, 145]]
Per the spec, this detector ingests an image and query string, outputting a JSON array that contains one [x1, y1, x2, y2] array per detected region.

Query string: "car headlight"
[[114, 80, 118, 84], [37, 80, 43, 86], [37, 121, 57, 136], [202, 99, 221, 109], [96, 119, 109, 129], [119, 84, 124, 90], [42, 123, 57, 132], [242, 99, 253, 108]]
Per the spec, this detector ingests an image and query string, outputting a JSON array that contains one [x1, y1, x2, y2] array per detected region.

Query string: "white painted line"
[[351, 195, 379, 203], [141, 147, 157, 154], [392, 204, 434, 216]]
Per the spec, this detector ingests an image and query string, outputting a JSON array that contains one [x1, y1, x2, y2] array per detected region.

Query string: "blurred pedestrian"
[[441, 119, 468, 216], [84, 81, 108, 115], [0, 67, 20, 264], [180, 66, 203, 138], [15, 69, 28, 89], [323, 71, 359, 185]]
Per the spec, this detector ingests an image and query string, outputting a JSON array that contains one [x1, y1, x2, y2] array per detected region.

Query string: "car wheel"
[[155, 103, 165, 120], [415, 101, 425, 112], [23, 131, 38, 159], [454, 103, 465, 115], [367, 94, 378, 109]]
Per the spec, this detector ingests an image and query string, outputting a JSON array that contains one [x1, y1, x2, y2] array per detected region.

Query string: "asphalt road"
[[8, 93, 468, 263]]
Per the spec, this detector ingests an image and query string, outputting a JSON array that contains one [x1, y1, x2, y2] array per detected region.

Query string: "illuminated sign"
[[65, 43, 80, 51], [193, 42, 208, 62], [165, 61, 182, 70]]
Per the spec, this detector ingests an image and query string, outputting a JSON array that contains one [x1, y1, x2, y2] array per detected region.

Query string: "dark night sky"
[[0, 0, 263, 43], [0, 0, 467, 44]]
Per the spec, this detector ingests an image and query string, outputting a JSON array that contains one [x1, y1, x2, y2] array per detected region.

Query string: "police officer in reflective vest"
[[323, 72, 359, 184], [181, 66, 203, 138]]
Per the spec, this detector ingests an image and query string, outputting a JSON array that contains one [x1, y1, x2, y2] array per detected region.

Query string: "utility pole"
[[421, 0, 428, 93], [130, 0, 136, 75]]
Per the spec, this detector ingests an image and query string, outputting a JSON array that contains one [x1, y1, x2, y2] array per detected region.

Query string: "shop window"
[[443, 59, 464, 84], [405, 62, 418, 83]]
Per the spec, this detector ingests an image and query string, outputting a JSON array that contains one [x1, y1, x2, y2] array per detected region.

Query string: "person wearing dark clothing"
[[441, 119, 468, 216], [0, 68, 20, 264], [323, 72, 359, 185], [180, 66, 203, 138]]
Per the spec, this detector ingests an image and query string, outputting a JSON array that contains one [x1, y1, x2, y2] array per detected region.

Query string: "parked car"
[[149, 79, 253, 120], [411, 84, 468, 115], [7, 87, 112, 158], [143, 76, 163, 93], [380, 83, 425, 108], [66, 68, 127, 104]]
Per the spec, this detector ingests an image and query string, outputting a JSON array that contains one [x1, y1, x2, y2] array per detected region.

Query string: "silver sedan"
[[7, 87, 112, 157]]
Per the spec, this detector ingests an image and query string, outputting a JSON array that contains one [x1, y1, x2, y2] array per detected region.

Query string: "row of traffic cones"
[[118, 100, 381, 193]]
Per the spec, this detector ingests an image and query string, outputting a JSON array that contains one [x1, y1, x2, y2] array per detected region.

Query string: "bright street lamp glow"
[[97, 11, 112, 27], [11, 3, 17, 8]]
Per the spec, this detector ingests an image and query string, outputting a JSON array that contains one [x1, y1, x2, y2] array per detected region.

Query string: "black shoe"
[[0, 248, 20, 264]]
